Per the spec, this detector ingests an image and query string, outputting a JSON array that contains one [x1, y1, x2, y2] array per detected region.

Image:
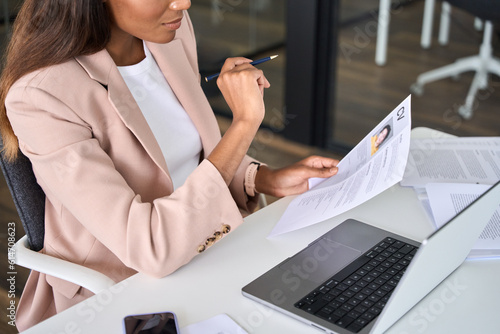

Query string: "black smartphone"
[[123, 311, 179, 334]]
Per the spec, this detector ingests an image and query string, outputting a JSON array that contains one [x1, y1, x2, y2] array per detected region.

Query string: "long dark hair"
[[0, 0, 110, 161]]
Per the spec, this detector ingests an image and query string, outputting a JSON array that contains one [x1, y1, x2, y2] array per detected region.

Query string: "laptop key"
[[365, 251, 376, 258], [318, 285, 330, 294], [332, 309, 347, 318], [348, 299, 361, 307], [386, 246, 398, 253], [336, 295, 348, 303], [393, 252, 404, 259], [383, 237, 396, 244], [304, 300, 327, 314], [328, 288, 343, 297], [347, 321, 366, 333], [303, 295, 318, 304], [325, 279, 340, 288], [381, 284, 394, 292], [336, 315, 356, 328], [343, 290, 355, 298], [322, 294, 334, 302], [350, 274, 363, 281], [347, 310, 361, 319], [362, 264, 374, 271], [363, 275, 375, 282], [386, 268, 398, 275], [354, 293, 367, 301], [393, 241, 405, 249], [399, 244, 415, 254], [356, 280, 368, 288], [356, 318, 370, 326], [356, 268, 368, 276], [361, 312, 375, 321], [295, 301, 305, 309], [341, 304, 353, 312], [344, 279, 356, 286], [381, 273, 392, 280], [317, 311, 341, 324], [328, 301, 342, 309], [349, 285, 362, 293], [354, 305, 368, 313], [377, 241, 390, 248], [316, 309, 332, 320], [361, 299, 374, 308]]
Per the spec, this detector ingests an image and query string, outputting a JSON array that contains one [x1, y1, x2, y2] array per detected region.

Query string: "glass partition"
[[189, 0, 287, 130]]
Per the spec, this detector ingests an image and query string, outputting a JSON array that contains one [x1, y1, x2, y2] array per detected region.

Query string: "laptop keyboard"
[[294, 237, 417, 333]]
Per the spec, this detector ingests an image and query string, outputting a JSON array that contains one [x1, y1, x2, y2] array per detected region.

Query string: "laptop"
[[242, 181, 500, 334]]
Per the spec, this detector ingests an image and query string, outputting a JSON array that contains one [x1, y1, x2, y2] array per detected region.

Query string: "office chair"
[[421, 0, 452, 49], [410, 0, 500, 119], [422, 1, 484, 49], [0, 138, 116, 294]]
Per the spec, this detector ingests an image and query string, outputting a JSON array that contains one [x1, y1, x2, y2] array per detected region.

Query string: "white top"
[[117, 44, 202, 189]]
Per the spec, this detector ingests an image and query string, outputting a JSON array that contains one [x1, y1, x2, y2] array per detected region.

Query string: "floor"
[[0, 0, 499, 332]]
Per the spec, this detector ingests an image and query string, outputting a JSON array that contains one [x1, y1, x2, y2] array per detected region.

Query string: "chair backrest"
[[0, 138, 45, 251]]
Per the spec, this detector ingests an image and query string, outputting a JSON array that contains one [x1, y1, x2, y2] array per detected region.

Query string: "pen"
[[205, 55, 279, 82]]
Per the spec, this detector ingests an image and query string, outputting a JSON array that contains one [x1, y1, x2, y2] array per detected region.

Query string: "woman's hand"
[[254, 156, 340, 198], [216, 57, 270, 127], [207, 57, 271, 185]]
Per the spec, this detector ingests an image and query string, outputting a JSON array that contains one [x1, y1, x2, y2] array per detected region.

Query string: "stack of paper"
[[401, 137, 500, 259]]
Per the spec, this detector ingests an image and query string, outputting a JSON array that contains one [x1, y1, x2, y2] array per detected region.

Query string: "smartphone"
[[123, 311, 179, 334]]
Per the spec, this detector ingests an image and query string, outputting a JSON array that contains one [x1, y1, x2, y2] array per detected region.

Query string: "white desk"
[[22, 128, 500, 334]]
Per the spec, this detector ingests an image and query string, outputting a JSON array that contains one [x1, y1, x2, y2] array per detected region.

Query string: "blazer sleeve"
[[181, 10, 261, 213], [6, 84, 247, 279]]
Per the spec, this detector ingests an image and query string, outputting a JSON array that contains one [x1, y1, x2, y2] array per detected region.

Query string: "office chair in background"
[[0, 139, 116, 294], [421, 1, 485, 49], [410, 0, 500, 119]]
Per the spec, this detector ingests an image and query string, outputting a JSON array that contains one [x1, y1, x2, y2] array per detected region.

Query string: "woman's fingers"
[[216, 57, 270, 125], [219, 57, 253, 72]]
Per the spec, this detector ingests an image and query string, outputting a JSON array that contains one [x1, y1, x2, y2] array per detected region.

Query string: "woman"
[[0, 0, 339, 330], [370, 124, 391, 155]]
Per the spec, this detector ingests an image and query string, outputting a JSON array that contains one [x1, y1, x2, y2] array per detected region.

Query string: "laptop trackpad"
[[279, 239, 362, 284]]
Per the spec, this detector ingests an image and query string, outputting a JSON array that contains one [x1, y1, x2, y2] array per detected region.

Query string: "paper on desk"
[[401, 137, 500, 188], [426, 183, 500, 257], [181, 313, 248, 334], [268, 95, 412, 237]]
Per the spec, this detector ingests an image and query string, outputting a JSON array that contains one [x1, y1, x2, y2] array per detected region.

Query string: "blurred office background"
[[0, 1, 499, 333]]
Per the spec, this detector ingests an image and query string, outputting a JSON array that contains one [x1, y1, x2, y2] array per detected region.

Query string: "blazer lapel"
[[75, 38, 220, 178], [75, 50, 170, 177], [146, 40, 221, 157]]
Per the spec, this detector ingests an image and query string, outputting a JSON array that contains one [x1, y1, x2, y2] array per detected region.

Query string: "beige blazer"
[[6, 12, 258, 331]]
